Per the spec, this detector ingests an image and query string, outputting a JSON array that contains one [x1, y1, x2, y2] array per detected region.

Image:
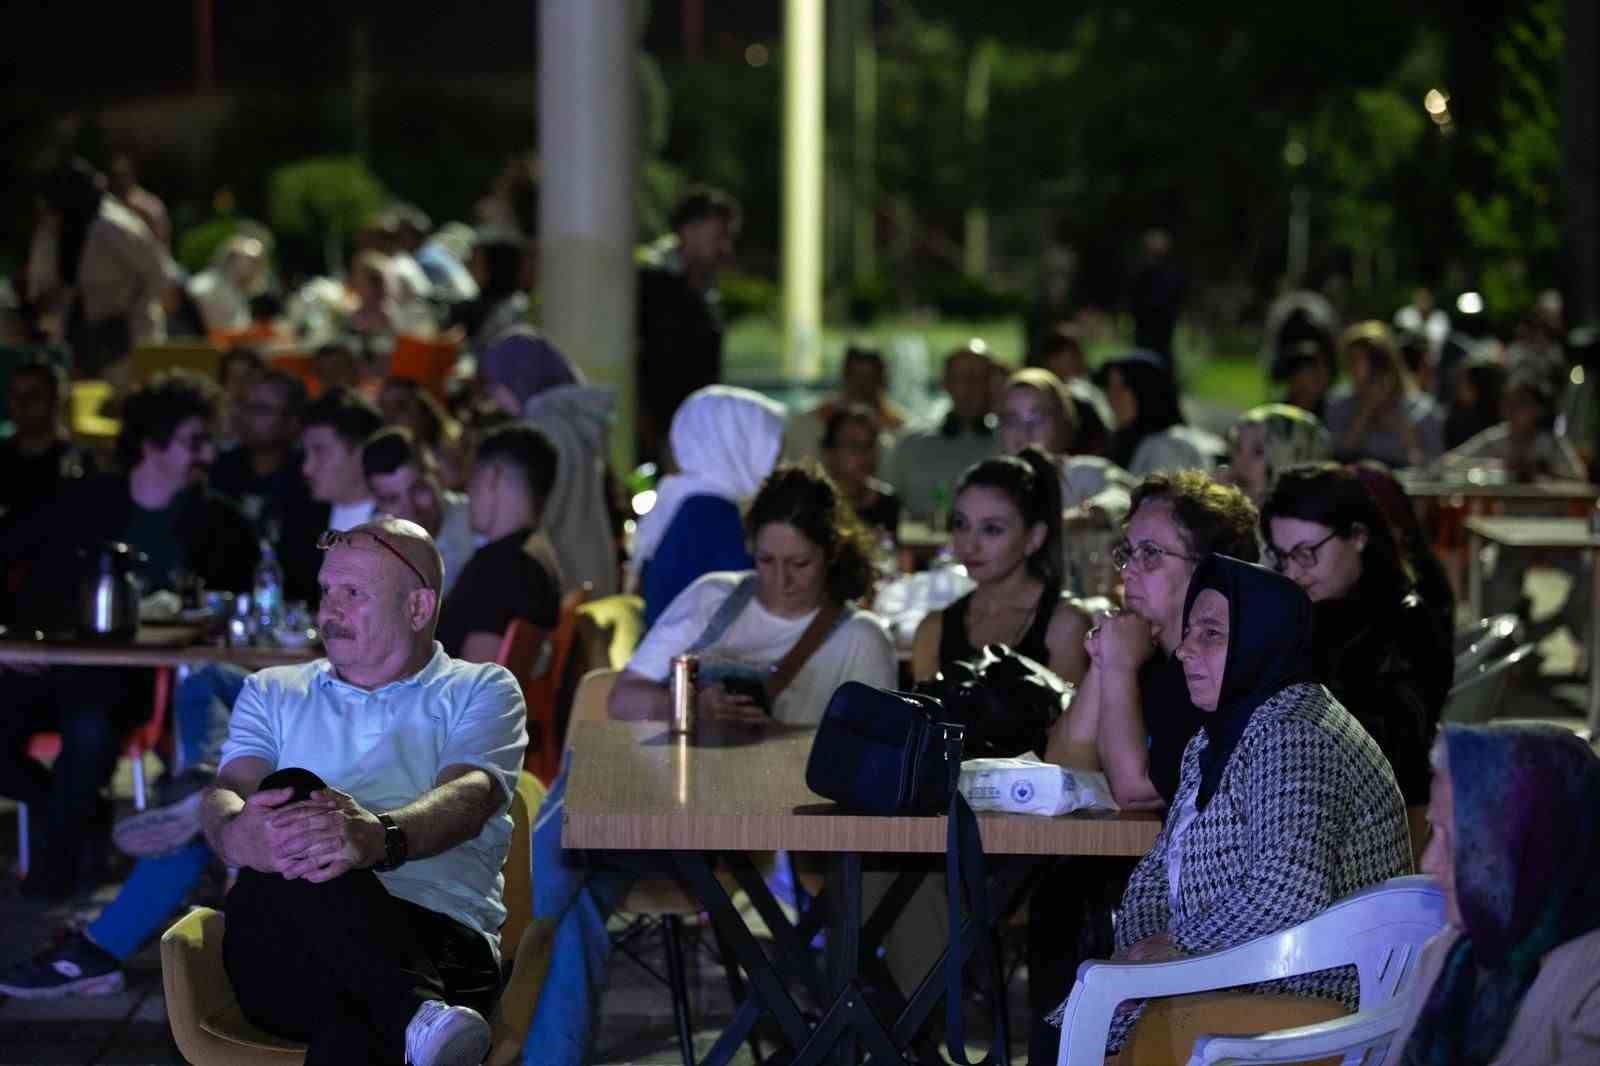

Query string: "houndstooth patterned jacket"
[[1091, 681, 1413, 1049]]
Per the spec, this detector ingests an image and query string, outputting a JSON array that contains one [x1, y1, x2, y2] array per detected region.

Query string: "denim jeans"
[[87, 665, 249, 961], [520, 753, 652, 1066]]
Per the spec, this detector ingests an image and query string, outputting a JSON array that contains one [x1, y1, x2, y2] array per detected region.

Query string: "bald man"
[[197, 518, 528, 1066]]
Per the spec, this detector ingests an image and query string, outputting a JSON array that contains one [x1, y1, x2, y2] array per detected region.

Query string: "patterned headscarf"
[[478, 326, 581, 408], [1182, 554, 1317, 810], [1230, 403, 1331, 491], [1400, 723, 1600, 1066]]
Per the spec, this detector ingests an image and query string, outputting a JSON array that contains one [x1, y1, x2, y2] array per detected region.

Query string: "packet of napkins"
[[957, 753, 1119, 815]]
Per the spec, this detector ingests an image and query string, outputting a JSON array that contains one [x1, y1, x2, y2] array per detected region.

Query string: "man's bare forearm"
[[200, 785, 247, 865], [384, 769, 500, 861]]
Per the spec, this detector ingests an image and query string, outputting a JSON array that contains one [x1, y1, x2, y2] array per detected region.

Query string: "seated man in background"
[[0, 371, 257, 898], [279, 386, 383, 602], [363, 426, 475, 599], [208, 368, 318, 538], [202, 518, 526, 1065], [784, 343, 907, 465], [437, 423, 563, 663], [884, 341, 1001, 522], [0, 356, 94, 545]]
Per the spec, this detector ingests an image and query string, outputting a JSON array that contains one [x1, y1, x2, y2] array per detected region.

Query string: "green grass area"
[[724, 314, 1269, 416]]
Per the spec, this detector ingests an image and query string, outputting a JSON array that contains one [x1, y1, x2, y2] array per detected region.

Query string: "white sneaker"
[[404, 1000, 491, 1066]]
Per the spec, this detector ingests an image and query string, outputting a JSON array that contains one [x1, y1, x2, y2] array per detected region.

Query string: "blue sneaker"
[[0, 933, 125, 999]]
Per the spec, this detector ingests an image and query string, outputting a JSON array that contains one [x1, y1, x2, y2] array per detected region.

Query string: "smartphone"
[[717, 673, 772, 714]]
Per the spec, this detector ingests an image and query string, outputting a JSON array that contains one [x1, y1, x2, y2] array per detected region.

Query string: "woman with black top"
[[910, 447, 1089, 683], [1261, 462, 1453, 805]]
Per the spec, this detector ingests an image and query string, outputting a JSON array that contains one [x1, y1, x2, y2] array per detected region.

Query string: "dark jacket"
[[635, 264, 723, 462], [1311, 580, 1453, 805], [1, 472, 258, 630]]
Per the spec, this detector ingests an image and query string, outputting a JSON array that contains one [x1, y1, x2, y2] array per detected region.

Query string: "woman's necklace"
[[968, 583, 1044, 650]]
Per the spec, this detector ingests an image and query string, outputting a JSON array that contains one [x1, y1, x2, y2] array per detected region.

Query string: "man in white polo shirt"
[[199, 517, 526, 1066]]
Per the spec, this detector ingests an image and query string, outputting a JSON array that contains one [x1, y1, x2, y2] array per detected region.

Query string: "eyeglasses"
[[1111, 539, 1201, 573], [316, 529, 433, 591], [1264, 529, 1341, 573]]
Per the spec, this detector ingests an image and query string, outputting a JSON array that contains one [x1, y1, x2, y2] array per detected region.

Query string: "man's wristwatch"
[[374, 814, 408, 871]]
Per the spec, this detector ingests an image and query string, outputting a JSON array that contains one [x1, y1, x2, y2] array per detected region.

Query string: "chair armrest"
[[160, 907, 237, 1059], [1185, 1000, 1408, 1064], [1056, 950, 1333, 1066]]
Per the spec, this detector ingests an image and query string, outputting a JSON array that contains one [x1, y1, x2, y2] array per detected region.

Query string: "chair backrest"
[[500, 770, 545, 960], [1444, 642, 1535, 725], [388, 335, 459, 399], [572, 593, 644, 675], [130, 341, 223, 385], [495, 618, 555, 782], [1453, 614, 1523, 683]]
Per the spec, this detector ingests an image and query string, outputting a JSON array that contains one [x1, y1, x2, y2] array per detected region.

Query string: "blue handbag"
[[804, 681, 963, 816]]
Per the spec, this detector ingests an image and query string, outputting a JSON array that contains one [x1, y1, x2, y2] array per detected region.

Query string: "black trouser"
[[222, 768, 500, 1066], [1026, 856, 1136, 1066], [0, 665, 147, 888]]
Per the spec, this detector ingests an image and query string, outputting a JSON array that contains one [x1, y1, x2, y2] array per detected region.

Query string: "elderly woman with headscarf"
[[1220, 403, 1332, 506], [1384, 723, 1600, 1065], [478, 326, 619, 595], [1055, 554, 1411, 1057], [632, 385, 786, 627]]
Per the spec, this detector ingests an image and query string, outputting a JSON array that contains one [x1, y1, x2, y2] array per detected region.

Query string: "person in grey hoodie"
[[478, 327, 620, 596]]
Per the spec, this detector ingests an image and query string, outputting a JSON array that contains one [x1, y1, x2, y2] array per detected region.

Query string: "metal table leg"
[[1468, 528, 1485, 621]]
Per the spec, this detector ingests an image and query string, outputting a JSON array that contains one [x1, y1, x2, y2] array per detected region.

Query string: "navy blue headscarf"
[[1181, 554, 1317, 810]]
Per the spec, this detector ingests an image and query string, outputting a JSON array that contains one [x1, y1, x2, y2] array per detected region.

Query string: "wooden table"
[[1464, 516, 1600, 734], [564, 718, 1160, 1064], [0, 630, 319, 671], [1397, 476, 1599, 503], [564, 718, 1158, 857]]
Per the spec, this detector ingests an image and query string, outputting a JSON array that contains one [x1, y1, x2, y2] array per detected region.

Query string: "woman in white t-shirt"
[[610, 463, 897, 725]]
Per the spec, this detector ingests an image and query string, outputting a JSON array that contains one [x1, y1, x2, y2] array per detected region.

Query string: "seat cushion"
[[1111, 991, 1348, 1066], [198, 1003, 310, 1054]]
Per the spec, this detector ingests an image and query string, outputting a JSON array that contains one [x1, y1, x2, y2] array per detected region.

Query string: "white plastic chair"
[[1054, 876, 1444, 1066], [1444, 643, 1536, 725]]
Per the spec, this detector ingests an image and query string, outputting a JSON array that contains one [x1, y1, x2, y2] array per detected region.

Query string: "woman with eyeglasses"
[[910, 447, 1089, 684], [997, 368, 1136, 522], [818, 403, 900, 543], [1260, 463, 1452, 804]]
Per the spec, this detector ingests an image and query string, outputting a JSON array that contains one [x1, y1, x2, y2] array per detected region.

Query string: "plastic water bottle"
[[253, 540, 284, 634]]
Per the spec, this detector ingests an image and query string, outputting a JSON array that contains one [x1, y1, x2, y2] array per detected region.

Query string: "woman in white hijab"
[[633, 385, 786, 627]]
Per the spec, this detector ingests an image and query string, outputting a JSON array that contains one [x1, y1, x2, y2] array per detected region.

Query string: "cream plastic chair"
[[1055, 876, 1445, 1066]]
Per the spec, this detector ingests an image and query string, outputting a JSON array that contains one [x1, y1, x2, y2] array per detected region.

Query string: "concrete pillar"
[[539, 0, 639, 469], [783, 0, 825, 379]]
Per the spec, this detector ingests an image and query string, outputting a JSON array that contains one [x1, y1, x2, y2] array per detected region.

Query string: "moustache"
[[321, 623, 356, 640]]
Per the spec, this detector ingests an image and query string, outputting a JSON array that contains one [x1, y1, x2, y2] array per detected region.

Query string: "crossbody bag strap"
[[943, 729, 1009, 1066], [764, 601, 847, 701], [685, 573, 760, 655]]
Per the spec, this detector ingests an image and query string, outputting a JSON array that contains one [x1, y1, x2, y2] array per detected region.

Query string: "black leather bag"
[[804, 681, 963, 816], [804, 681, 1010, 1065], [914, 643, 1074, 759]]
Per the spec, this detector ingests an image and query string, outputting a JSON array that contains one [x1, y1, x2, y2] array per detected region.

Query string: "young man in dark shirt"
[[0, 371, 257, 897], [436, 423, 561, 662], [208, 368, 314, 536]]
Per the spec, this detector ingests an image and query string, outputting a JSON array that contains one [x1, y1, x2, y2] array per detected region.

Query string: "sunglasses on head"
[[316, 529, 433, 591]]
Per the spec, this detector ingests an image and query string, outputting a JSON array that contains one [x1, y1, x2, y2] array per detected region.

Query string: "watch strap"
[[375, 813, 407, 871]]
